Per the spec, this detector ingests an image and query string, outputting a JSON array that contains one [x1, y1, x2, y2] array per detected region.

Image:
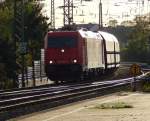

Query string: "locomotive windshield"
[[48, 36, 77, 48]]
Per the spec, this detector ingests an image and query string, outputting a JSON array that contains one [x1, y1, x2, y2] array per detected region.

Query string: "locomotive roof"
[[47, 29, 119, 43], [98, 31, 119, 43], [78, 29, 103, 40], [78, 29, 119, 43]]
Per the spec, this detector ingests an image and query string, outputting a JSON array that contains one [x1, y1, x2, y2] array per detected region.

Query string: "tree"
[[122, 16, 150, 63], [0, 0, 49, 89], [0, 37, 16, 89], [0, 1, 16, 89], [24, 2, 49, 61], [23, 2, 49, 86], [120, 20, 135, 26], [0, 2, 13, 40], [108, 19, 118, 27]]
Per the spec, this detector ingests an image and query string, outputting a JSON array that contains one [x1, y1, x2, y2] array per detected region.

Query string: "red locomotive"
[[44, 29, 120, 82]]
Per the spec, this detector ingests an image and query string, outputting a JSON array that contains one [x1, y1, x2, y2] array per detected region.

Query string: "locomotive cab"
[[44, 31, 84, 81]]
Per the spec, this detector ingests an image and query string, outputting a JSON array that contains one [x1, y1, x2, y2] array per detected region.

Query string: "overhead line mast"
[[63, 0, 74, 26], [51, 0, 55, 29], [51, 0, 92, 28], [99, 0, 103, 29]]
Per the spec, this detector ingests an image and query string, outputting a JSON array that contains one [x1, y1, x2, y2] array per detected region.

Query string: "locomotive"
[[44, 29, 120, 82]]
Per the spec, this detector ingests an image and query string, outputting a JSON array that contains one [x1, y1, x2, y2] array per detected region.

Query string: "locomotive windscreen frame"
[[48, 36, 77, 48]]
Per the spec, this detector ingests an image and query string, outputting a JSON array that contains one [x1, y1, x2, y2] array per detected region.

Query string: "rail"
[[0, 61, 149, 120], [0, 75, 145, 120]]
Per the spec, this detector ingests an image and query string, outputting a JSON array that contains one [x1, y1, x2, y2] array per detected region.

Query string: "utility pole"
[[14, 0, 27, 88], [51, 0, 55, 29], [99, 0, 103, 29], [63, 0, 74, 26]]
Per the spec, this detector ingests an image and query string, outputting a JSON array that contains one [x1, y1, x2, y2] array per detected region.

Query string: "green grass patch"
[[142, 73, 150, 92], [93, 102, 133, 109], [142, 82, 150, 92]]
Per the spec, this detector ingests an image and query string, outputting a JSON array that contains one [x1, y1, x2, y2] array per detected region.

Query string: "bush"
[[142, 81, 150, 92]]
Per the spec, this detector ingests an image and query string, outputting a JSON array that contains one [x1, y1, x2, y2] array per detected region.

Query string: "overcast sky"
[[41, 0, 150, 27]]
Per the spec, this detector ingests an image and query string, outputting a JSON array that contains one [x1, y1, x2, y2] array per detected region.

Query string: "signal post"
[[130, 64, 141, 91]]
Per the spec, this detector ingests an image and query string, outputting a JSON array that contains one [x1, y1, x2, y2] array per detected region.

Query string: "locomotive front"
[[44, 31, 84, 81]]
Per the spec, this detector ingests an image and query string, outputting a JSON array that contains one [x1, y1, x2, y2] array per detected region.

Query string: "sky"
[[41, 0, 150, 27]]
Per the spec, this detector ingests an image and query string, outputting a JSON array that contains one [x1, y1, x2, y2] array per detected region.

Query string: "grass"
[[93, 102, 133, 109], [142, 82, 150, 92], [141, 73, 150, 92]]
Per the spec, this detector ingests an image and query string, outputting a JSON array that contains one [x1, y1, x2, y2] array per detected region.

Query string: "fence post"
[[132, 77, 136, 91]]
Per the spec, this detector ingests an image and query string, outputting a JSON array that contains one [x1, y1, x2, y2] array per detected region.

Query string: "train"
[[44, 29, 120, 82]]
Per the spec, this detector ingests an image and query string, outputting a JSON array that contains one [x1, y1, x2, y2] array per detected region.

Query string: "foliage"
[[0, 1, 15, 89], [0, 0, 49, 89], [142, 81, 150, 92], [103, 26, 133, 48], [108, 19, 118, 27], [24, 1, 49, 63], [104, 19, 150, 63], [0, 38, 16, 89], [141, 73, 150, 92], [121, 17, 150, 63], [120, 20, 135, 26], [0, 1, 13, 40]]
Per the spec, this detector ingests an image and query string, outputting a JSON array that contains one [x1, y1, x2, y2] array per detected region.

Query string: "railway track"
[[0, 75, 146, 120]]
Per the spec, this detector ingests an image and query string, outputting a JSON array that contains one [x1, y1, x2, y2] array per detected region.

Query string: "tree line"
[[121, 17, 150, 63], [0, 0, 49, 89], [104, 18, 150, 64]]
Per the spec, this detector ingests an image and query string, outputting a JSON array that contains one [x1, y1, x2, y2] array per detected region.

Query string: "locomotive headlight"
[[61, 49, 65, 53], [49, 60, 53, 64], [73, 59, 77, 63]]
